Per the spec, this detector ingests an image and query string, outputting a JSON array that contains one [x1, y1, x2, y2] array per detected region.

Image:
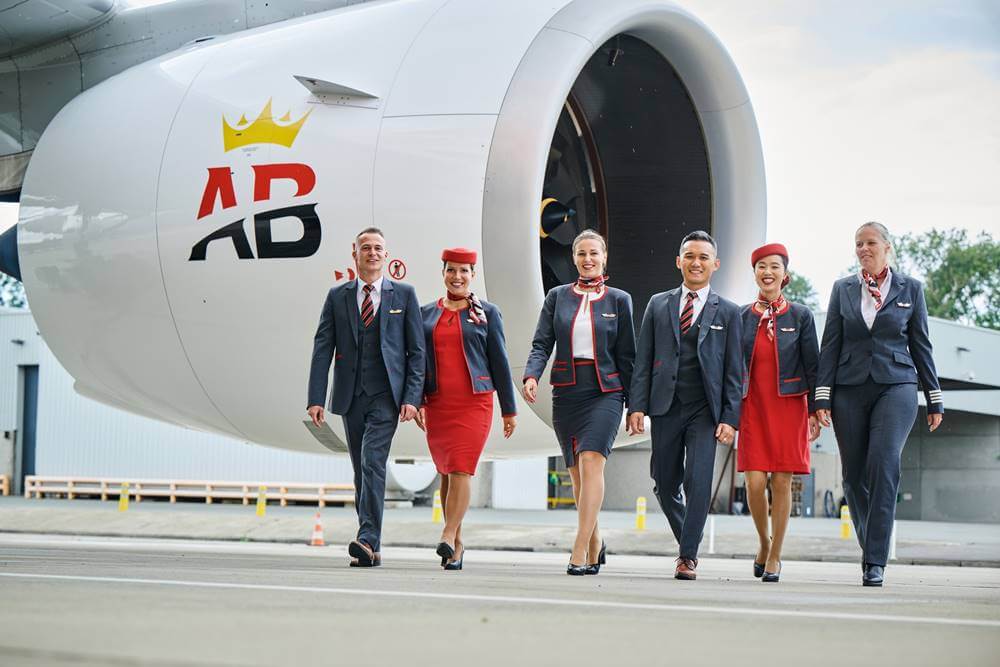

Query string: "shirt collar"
[[681, 283, 711, 302], [361, 275, 385, 293]]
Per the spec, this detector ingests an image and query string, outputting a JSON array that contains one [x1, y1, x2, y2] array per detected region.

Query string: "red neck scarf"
[[861, 266, 889, 310], [576, 275, 607, 290], [756, 293, 787, 341], [446, 291, 486, 324]]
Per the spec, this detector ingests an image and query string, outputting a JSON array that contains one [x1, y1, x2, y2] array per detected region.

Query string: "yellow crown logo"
[[222, 99, 313, 151]]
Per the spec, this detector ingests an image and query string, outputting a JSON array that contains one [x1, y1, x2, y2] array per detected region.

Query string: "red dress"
[[424, 304, 494, 475], [737, 304, 810, 474]]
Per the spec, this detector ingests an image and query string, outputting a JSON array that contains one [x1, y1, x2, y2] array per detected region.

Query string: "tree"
[[0, 272, 26, 309], [894, 228, 1000, 330], [783, 272, 819, 311]]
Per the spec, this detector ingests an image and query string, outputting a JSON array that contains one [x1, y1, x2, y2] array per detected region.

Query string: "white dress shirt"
[[570, 286, 602, 359], [356, 275, 385, 315], [859, 267, 891, 330], [679, 284, 711, 324]]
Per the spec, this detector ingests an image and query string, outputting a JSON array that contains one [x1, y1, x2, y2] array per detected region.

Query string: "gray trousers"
[[342, 390, 398, 552], [832, 379, 917, 567], [650, 399, 717, 560]]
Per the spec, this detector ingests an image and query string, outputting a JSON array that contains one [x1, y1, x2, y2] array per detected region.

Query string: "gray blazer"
[[630, 287, 744, 427], [815, 271, 943, 414], [307, 278, 425, 415]]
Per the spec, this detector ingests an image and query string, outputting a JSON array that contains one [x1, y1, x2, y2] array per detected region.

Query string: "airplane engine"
[[14, 0, 765, 458]]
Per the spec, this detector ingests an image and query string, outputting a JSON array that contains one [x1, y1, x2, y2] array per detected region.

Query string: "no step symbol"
[[388, 259, 407, 280]]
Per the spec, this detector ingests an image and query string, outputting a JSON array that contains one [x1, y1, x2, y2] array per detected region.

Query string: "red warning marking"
[[388, 259, 406, 280], [334, 267, 356, 281]]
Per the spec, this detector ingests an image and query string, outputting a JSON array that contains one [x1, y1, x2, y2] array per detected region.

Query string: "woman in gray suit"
[[523, 230, 636, 575], [815, 221, 944, 587]]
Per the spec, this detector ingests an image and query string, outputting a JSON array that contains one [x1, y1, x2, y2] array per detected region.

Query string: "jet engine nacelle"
[[16, 0, 765, 457]]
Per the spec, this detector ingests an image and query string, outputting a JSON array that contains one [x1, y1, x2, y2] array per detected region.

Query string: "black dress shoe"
[[762, 561, 781, 583], [753, 561, 766, 578], [863, 564, 884, 587], [444, 548, 464, 571], [348, 540, 375, 567], [567, 562, 588, 576]]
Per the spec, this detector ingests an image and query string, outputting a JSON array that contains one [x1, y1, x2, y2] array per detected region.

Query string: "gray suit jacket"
[[307, 278, 425, 415], [630, 287, 744, 427], [815, 272, 942, 414]]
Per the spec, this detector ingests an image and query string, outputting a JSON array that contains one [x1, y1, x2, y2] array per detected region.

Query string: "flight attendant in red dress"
[[738, 243, 822, 582], [415, 248, 517, 569]]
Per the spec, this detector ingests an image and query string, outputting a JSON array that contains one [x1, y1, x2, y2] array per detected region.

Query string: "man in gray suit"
[[628, 231, 743, 580], [307, 227, 425, 567]]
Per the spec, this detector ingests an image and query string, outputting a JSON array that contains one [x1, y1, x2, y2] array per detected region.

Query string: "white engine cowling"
[[17, 0, 765, 458]]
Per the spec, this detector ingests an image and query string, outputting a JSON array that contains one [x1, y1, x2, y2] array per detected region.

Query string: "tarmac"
[[1, 532, 999, 666], [2, 496, 1000, 566]]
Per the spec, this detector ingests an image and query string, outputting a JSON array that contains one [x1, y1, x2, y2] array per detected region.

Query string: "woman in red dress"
[[738, 243, 821, 582], [415, 248, 517, 570]]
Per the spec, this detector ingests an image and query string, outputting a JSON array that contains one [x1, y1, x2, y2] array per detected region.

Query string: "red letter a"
[[197, 167, 237, 220]]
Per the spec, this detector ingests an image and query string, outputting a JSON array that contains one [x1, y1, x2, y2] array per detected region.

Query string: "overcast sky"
[[2, 0, 997, 306]]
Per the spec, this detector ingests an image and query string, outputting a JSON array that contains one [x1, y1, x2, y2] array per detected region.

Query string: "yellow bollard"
[[840, 505, 852, 540], [117, 482, 129, 512], [431, 489, 443, 524], [256, 485, 267, 517], [635, 496, 647, 531]]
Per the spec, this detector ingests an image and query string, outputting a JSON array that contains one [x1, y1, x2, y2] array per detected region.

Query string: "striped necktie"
[[680, 291, 698, 335], [361, 283, 375, 327]]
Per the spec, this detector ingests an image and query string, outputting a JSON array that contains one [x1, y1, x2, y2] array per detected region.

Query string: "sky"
[[2, 0, 998, 307]]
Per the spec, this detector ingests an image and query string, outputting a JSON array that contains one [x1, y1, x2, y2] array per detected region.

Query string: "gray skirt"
[[552, 361, 624, 467]]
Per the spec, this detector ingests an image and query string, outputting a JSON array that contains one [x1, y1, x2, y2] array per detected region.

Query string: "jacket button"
[[672, 375, 677, 381]]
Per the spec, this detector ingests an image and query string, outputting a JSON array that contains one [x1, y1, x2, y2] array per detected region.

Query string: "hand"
[[808, 414, 821, 442], [927, 412, 943, 432], [522, 378, 538, 404], [627, 412, 646, 436], [715, 423, 736, 445], [502, 415, 517, 439], [815, 408, 831, 427], [307, 405, 325, 427], [399, 404, 418, 422], [414, 407, 427, 432]]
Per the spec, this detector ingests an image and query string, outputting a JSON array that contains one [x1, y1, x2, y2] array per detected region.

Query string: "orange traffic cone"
[[309, 511, 325, 547]]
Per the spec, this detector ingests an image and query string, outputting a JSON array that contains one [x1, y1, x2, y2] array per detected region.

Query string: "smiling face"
[[574, 238, 606, 280], [676, 240, 719, 290], [754, 254, 787, 297], [443, 261, 474, 297], [353, 232, 387, 279], [855, 226, 891, 275]]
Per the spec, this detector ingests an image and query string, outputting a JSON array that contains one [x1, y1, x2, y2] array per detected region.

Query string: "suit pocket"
[[838, 351, 852, 366], [893, 351, 915, 368]]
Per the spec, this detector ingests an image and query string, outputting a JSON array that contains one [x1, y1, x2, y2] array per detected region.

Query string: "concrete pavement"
[[0, 533, 998, 666], [2, 497, 1000, 566]]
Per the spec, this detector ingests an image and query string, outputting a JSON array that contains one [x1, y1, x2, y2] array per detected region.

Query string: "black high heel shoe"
[[762, 561, 782, 583], [585, 542, 607, 575], [567, 562, 588, 576], [444, 546, 464, 571], [436, 541, 455, 562], [753, 561, 766, 578]]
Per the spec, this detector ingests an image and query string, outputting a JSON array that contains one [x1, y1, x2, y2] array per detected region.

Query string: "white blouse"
[[570, 286, 602, 359]]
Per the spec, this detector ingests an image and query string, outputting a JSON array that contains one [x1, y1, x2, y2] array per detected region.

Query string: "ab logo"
[[190, 99, 321, 262], [189, 163, 320, 261]]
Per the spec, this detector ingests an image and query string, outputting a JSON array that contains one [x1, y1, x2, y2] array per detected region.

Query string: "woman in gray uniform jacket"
[[815, 221, 944, 587], [523, 230, 636, 575]]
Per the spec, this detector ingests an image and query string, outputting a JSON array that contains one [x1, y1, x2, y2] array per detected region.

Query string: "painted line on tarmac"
[[2, 571, 999, 628]]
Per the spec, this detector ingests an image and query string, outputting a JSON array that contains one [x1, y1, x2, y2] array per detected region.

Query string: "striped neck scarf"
[[576, 275, 607, 290], [446, 291, 486, 324], [861, 266, 889, 310], [756, 293, 787, 341]]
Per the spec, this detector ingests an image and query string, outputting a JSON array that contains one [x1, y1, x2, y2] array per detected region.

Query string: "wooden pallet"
[[23, 476, 354, 507]]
